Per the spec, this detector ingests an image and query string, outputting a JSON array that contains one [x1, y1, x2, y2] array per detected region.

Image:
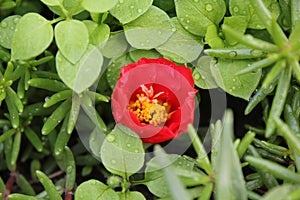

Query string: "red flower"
[[111, 58, 197, 144]]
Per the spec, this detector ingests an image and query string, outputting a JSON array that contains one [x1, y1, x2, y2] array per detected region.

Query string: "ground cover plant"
[[0, 0, 300, 199]]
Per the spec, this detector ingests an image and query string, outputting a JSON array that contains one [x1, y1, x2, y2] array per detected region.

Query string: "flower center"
[[128, 85, 169, 126]]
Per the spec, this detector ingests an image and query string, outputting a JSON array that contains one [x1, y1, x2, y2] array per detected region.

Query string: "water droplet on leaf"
[[194, 73, 200, 80], [229, 51, 237, 57], [233, 6, 239, 12], [111, 159, 116, 164], [205, 4, 213, 11], [138, 9, 142, 13], [106, 134, 115, 142], [1, 22, 8, 28]]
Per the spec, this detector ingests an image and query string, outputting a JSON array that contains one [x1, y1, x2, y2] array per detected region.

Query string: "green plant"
[[0, 0, 300, 199]]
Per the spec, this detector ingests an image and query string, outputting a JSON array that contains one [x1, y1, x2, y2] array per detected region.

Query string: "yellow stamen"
[[128, 85, 169, 126]]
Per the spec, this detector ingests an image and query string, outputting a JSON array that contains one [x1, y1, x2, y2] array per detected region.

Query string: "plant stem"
[[2, 172, 16, 200]]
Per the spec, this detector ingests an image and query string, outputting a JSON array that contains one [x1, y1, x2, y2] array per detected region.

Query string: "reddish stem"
[[2, 172, 16, 200], [64, 190, 73, 200]]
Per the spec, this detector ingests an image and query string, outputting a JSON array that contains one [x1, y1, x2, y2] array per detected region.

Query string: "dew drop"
[[10, 26, 14, 30], [111, 159, 116, 164], [12, 114, 16, 119], [202, 76, 206, 80], [194, 0, 199, 2], [185, 26, 189, 30], [232, 86, 236, 90], [233, 6, 239, 12], [158, 30, 162, 35], [212, 0, 217, 2], [119, 0, 124, 3], [180, 18, 184, 22], [134, 149, 139, 153], [13, 18, 19, 23], [67, 166, 73, 173], [126, 143, 131, 147], [205, 4, 213, 11], [194, 73, 200, 80], [171, 27, 176, 32], [232, 78, 236, 82], [146, 39, 149, 43], [229, 51, 237, 57], [229, 89, 233, 92], [256, 24, 263, 29], [130, 5, 134, 9], [106, 134, 115, 142], [44, 96, 50, 101], [140, 43, 145, 46], [138, 9, 142, 13], [185, 14, 189, 17], [1, 22, 8, 28], [251, 49, 263, 57], [186, 20, 190, 23]]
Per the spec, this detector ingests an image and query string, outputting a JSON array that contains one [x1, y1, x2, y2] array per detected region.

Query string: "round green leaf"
[[175, 0, 226, 36], [105, 54, 133, 89], [100, 124, 145, 178], [55, 20, 89, 64], [118, 191, 146, 200], [109, 0, 153, 24], [40, 0, 60, 6], [229, 0, 280, 29], [0, 15, 21, 49], [193, 56, 218, 89], [56, 45, 103, 93], [102, 32, 128, 58], [90, 24, 110, 49], [74, 180, 119, 200], [63, 0, 85, 15], [156, 17, 203, 63], [210, 59, 262, 100], [82, 0, 118, 13], [124, 6, 175, 49], [129, 49, 161, 62], [11, 13, 53, 60]]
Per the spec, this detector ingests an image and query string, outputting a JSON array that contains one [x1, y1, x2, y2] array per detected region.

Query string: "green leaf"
[[193, 56, 218, 89], [124, 6, 175, 49], [174, 0, 226, 36], [129, 49, 161, 62], [223, 16, 248, 46], [210, 59, 262, 100], [89, 127, 105, 159], [105, 54, 133, 89], [156, 17, 203, 63], [215, 109, 247, 200], [229, 0, 280, 29], [74, 180, 119, 200], [118, 191, 146, 200], [152, 146, 191, 200], [110, 0, 153, 24], [261, 185, 299, 200], [56, 45, 103, 93], [82, 0, 118, 13], [102, 32, 128, 58], [100, 124, 145, 178], [40, 0, 60, 6], [145, 154, 206, 197], [55, 20, 89, 64], [0, 15, 21, 49], [11, 13, 53, 60], [63, 0, 84, 16], [89, 24, 110, 49]]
